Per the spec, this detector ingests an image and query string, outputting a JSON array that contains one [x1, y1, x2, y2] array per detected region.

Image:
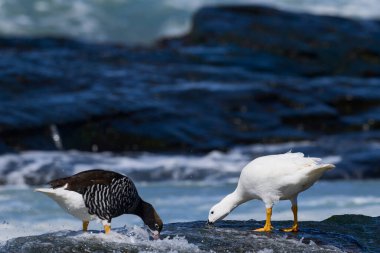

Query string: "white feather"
[[237, 152, 334, 204], [208, 152, 335, 222], [35, 184, 95, 221]]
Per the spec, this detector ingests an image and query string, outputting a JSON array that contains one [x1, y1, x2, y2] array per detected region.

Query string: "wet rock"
[[165, 5, 380, 77], [0, 5, 380, 159], [2, 215, 378, 253]]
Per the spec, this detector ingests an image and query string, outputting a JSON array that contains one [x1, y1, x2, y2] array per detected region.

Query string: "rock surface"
[[1, 215, 379, 253], [0, 6, 380, 176]]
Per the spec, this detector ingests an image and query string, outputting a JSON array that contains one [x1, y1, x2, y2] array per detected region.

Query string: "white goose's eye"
[[211, 211, 214, 215]]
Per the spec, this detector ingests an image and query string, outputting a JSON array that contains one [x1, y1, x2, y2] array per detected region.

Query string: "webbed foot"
[[254, 225, 274, 232], [280, 224, 298, 232]]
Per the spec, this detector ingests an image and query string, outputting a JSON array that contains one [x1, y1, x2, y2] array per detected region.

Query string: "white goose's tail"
[[317, 163, 335, 171], [284, 152, 335, 171], [308, 159, 335, 177], [283, 152, 335, 176], [311, 155, 335, 170]]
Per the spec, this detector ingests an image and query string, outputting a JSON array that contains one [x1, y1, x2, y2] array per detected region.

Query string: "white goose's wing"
[[249, 152, 333, 180], [237, 152, 334, 202]]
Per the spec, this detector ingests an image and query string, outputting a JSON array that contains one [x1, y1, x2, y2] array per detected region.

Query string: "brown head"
[[134, 200, 163, 239]]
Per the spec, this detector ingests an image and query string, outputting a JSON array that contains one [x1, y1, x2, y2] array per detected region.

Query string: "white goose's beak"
[[206, 220, 214, 226]]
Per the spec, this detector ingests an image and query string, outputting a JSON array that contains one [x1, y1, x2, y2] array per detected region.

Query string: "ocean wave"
[[0, 0, 378, 44], [302, 196, 380, 208], [0, 219, 78, 243], [0, 219, 353, 253], [72, 226, 203, 253], [0, 225, 203, 252], [1, 179, 378, 251], [0, 141, 341, 185]]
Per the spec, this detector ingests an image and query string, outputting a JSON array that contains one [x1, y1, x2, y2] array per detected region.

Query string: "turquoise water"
[[1, 1, 379, 252], [0, 149, 379, 251], [1, 180, 379, 248]]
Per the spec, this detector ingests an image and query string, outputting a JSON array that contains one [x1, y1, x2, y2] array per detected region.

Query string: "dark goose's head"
[[135, 200, 163, 239]]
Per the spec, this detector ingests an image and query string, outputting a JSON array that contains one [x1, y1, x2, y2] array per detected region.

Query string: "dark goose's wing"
[[49, 169, 125, 194]]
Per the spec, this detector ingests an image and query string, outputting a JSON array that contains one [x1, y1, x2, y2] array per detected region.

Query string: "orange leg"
[[281, 205, 299, 232], [104, 225, 111, 234], [82, 221, 89, 232], [254, 207, 273, 232]]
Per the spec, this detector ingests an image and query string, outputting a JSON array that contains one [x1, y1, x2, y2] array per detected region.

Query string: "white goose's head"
[[207, 201, 232, 224]]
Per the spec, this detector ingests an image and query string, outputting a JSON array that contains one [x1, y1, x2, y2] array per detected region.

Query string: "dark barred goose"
[[36, 169, 163, 238]]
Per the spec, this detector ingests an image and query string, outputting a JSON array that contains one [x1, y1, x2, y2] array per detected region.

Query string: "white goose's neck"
[[220, 190, 246, 212]]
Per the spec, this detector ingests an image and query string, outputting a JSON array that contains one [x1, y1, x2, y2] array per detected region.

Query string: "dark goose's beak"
[[152, 230, 160, 240], [145, 225, 160, 240]]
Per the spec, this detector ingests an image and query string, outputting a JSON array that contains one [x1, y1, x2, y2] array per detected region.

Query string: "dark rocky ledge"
[[1, 215, 378, 253], [1, 5, 380, 157]]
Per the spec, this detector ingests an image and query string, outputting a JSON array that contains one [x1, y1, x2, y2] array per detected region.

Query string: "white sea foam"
[[22, 225, 202, 253], [73, 226, 203, 253], [257, 249, 273, 253], [227, 193, 380, 222], [0, 219, 78, 243], [302, 195, 380, 207], [1, 180, 379, 245], [0, 141, 331, 185]]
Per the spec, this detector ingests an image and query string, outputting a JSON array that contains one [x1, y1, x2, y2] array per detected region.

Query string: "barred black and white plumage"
[[35, 169, 163, 237], [83, 177, 139, 222]]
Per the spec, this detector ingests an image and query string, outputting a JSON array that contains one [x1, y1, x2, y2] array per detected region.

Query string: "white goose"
[[207, 152, 334, 232]]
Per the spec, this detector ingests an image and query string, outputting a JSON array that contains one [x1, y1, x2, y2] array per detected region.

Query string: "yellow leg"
[[82, 221, 89, 232], [281, 205, 299, 232], [254, 207, 273, 232], [104, 225, 111, 234]]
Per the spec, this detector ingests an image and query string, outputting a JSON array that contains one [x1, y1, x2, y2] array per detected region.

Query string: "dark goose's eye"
[[155, 224, 159, 229]]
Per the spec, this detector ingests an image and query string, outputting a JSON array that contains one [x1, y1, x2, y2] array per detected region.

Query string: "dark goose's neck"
[[132, 199, 162, 228]]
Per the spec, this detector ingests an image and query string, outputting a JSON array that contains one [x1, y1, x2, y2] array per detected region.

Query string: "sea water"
[[0, 144, 379, 251], [0, 180, 379, 252], [1, 180, 380, 239], [1, 1, 379, 252]]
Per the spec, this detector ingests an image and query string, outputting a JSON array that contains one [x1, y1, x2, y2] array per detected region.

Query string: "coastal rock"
[[1, 215, 377, 253], [0, 6, 380, 179], [168, 6, 380, 77]]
